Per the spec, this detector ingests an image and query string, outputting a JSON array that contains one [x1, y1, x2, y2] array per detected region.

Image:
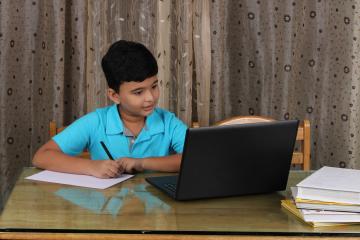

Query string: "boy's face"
[[108, 76, 159, 118]]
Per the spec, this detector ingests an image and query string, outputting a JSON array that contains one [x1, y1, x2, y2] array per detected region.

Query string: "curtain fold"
[[86, 0, 109, 112], [209, 0, 228, 122], [156, 0, 171, 110], [193, 0, 211, 126], [171, 0, 193, 126]]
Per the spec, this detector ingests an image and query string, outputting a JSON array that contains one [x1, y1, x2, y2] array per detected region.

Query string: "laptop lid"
[[173, 120, 299, 200]]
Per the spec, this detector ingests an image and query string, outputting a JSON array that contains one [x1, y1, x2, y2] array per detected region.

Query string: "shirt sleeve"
[[52, 112, 98, 156], [169, 115, 188, 153]]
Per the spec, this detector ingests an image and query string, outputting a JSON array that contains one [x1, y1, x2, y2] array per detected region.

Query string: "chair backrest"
[[212, 116, 311, 170], [49, 121, 90, 159]]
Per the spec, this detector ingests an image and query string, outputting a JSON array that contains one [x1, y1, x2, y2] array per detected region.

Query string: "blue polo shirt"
[[53, 104, 188, 160]]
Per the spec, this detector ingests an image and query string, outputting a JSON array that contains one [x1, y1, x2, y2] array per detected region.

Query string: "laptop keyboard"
[[164, 183, 177, 193]]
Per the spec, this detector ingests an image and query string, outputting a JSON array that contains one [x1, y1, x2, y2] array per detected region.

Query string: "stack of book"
[[281, 166, 360, 227]]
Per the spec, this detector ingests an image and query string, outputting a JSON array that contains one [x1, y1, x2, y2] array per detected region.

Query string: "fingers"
[[117, 161, 125, 175], [117, 158, 134, 174], [98, 160, 123, 178], [106, 168, 118, 178], [97, 158, 143, 177], [109, 160, 124, 177], [114, 159, 125, 175]]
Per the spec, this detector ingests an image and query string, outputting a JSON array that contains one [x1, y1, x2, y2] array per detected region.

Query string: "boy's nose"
[[144, 90, 154, 102]]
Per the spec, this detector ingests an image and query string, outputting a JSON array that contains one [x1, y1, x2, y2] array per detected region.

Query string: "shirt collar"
[[145, 108, 164, 135], [105, 104, 164, 136], [106, 104, 124, 135]]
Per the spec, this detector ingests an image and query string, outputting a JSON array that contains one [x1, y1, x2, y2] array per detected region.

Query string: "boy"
[[32, 40, 187, 178]]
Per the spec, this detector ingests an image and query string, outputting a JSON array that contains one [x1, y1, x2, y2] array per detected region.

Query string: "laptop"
[[146, 120, 299, 200]]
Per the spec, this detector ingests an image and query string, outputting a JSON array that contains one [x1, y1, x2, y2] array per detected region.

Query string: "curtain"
[[0, 0, 210, 210], [210, 0, 360, 171], [0, 0, 87, 209], [85, 0, 202, 124]]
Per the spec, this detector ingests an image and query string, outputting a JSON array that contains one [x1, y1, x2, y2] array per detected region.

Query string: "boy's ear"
[[107, 88, 120, 104]]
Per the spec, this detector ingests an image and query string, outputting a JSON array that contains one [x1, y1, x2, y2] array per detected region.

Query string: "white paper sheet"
[[297, 166, 360, 192], [25, 170, 134, 189]]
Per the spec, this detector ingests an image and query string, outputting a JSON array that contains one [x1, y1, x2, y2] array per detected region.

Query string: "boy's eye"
[[133, 91, 142, 95], [152, 84, 158, 89]]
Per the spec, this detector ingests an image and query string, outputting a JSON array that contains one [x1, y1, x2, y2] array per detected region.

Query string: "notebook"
[[281, 200, 356, 227], [146, 120, 299, 200], [296, 166, 360, 204], [291, 187, 360, 213]]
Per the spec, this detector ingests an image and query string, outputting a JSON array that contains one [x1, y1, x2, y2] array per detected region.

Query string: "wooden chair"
[[212, 116, 311, 170], [49, 121, 90, 159]]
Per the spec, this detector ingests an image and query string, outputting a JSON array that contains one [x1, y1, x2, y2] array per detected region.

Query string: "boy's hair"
[[101, 40, 158, 92]]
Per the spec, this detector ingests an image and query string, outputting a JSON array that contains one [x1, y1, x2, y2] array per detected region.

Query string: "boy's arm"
[[32, 140, 123, 178], [119, 154, 182, 173]]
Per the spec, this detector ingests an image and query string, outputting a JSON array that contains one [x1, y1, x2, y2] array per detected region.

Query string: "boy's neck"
[[117, 106, 145, 125]]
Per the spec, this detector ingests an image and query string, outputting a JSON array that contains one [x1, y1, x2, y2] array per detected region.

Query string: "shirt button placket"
[[130, 137, 136, 153]]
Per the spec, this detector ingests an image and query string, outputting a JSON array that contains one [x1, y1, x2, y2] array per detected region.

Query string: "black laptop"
[[146, 120, 299, 200]]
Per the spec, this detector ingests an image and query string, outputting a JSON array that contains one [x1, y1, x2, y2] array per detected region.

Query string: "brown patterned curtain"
[[209, 0, 360, 171], [1, 0, 360, 210], [0, 0, 88, 209], [86, 0, 212, 127], [0, 0, 209, 210]]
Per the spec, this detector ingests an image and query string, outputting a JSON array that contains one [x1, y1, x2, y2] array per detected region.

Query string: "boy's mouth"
[[143, 105, 154, 111]]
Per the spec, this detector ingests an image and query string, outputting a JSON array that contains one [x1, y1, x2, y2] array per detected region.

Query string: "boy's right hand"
[[88, 160, 123, 178]]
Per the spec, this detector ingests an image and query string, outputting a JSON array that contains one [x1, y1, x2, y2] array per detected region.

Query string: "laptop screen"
[[174, 120, 299, 200]]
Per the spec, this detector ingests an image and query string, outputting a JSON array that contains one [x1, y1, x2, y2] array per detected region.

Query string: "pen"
[[100, 141, 114, 160]]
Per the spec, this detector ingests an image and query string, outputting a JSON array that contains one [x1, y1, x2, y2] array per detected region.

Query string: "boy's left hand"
[[118, 157, 144, 173]]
